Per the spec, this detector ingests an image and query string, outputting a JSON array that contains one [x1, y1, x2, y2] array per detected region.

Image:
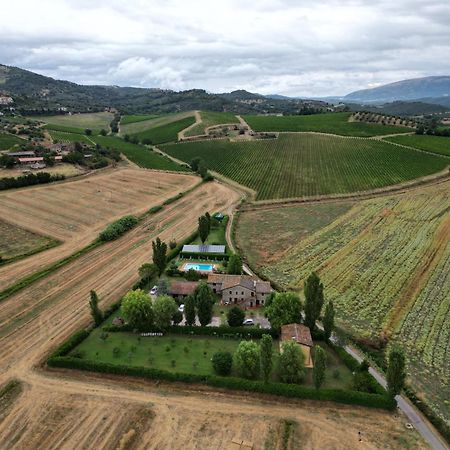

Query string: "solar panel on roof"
[[182, 244, 226, 254]]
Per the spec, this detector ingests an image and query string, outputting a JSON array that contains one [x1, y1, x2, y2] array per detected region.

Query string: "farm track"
[[0, 167, 198, 291], [177, 110, 201, 140]]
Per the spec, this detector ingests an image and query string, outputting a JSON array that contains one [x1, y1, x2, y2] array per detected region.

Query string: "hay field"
[[36, 112, 114, 133], [0, 167, 198, 290]]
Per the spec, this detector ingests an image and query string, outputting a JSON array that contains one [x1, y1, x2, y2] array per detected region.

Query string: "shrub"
[[227, 306, 245, 327], [98, 215, 138, 241], [279, 341, 305, 384], [235, 341, 260, 379], [212, 352, 233, 376]]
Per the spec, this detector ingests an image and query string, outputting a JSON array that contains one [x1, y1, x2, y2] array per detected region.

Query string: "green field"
[[36, 112, 113, 134], [236, 182, 450, 421], [120, 114, 159, 125], [244, 112, 414, 137], [0, 133, 24, 150], [385, 134, 450, 157], [119, 111, 195, 135], [90, 135, 189, 171], [48, 130, 93, 144], [163, 134, 447, 200], [0, 219, 59, 262], [133, 116, 196, 144], [184, 111, 240, 137], [73, 329, 352, 388]]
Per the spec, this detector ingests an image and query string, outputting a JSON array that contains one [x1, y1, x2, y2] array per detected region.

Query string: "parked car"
[[178, 304, 185, 312], [150, 286, 158, 295], [243, 318, 255, 326]]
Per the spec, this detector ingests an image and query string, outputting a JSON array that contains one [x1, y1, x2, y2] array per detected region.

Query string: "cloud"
[[0, 0, 449, 96]]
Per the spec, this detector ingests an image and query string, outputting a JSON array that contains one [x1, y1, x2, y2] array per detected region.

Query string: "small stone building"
[[280, 323, 314, 368], [168, 281, 199, 300]]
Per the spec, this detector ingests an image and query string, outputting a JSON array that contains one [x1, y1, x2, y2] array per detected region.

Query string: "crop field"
[[0, 167, 198, 291], [184, 111, 240, 137], [163, 133, 448, 199], [120, 114, 159, 125], [48, 129, 93, 144], [0, 219, 59, 262], [0, 132, 24, 150], [91, 135, 189, 171], [36, 112, 114, 133], [236, 181, 450, 421], [385, 134, 450, 157], [132, 116, 196, 144], [119, 111, 195, 135], [244, 112, 414, 137]]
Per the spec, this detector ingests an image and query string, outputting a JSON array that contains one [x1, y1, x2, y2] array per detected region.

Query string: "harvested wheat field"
[[0, 179, 426, 449], [0, 167, 198, 290]]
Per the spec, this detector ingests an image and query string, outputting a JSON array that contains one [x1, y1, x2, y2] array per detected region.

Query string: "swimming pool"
[[183, 263, 214, 272]]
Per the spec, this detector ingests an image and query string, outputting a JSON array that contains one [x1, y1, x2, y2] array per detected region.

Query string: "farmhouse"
[[207, 274, 272, 308], [168, 281, 199, 300], [7, 151, 36, 157], [281, 323, 314, 368], [17, 156, 63, 165]]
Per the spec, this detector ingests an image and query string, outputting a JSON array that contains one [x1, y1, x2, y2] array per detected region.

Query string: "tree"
[[43, 154, 55, 166], [323, 301, 335, 341], [89, 290, 103, 326], [85, 128, 92, 136], [260, 334, 273, 383], [227, 254, 242, 275], [265, 292, 302, 330], [313, 345, 327, 389], [227, 306, 245, 327], [185, 294, 196, 326], [205, 212, 211, 234], [138, 263, 158, 284], [122, 289, 153, 330], [198, 215, 209, 243], [279, 341, 305, 384], [193, 282, 215, 326], [152, 237, 167, 276], [153, 295, 178, 328], [157, 278, 169, 296], [235, 340, 260, 379], [304, 272, 324, 331], [212, 351, 233, 376], [387, 345, 406, 396], [190, 157, 202, 172], [100, 128, 107, 136], [172, 310, 183, 325]]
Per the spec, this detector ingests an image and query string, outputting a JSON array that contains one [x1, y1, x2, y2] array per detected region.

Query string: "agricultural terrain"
[[47, 129, 94, 144], [35, 112, 114, 134], [120, 114, 159, 125], [244, 112, 414, 137], [131, 116, 196, 144], [0, 176, 426, 449], [184, 111, 240, 137], [236, 180, 450, 423], [0, 133, 24, 150], [0, 167, 198, 290], [163, 133, 448, 200], [385, 134, 450, 157]]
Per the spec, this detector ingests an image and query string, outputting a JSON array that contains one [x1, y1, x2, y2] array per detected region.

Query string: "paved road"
[[345, 346, 448, 450]]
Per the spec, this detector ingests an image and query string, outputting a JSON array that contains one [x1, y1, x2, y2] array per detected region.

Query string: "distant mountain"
[[344, 76, 450, 104], [220, 89, 264, 100]]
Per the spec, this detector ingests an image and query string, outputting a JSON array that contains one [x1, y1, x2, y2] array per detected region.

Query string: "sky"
[[1, 0, 450, 97]]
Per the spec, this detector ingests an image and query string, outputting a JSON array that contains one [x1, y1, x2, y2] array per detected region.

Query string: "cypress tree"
[[323, 301, 335, 340], [304, 272, 324, 331], [89, 290, 103, 326], [152, 237, 167, 276], [387, 345, 406, 396]]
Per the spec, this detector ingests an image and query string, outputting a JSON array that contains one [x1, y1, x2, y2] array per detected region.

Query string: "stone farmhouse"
[[207, 274, 272, 308], [280, 323, 314, 368]]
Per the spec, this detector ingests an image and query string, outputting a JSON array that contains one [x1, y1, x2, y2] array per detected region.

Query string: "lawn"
[[0, 219, 59, 262], [0, 132, 24, 150], [385, 134, 450, 157], [90, 135, 189, 171], [162, 133, 448, 200], [133, 116, 196, 144], [120, 114, 159, 125], [190, 215, 228, 246], [72, 329, 352, 388], [36, 112, 114, 134], [184, 111, 240, 137], [244, 112, 414, 137]]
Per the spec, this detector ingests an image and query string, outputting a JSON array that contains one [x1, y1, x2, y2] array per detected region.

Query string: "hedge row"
[[47, 356, 395, 410], [180, 251, 230, 261], [49, 329, 90, 358], [163, 192, 184, 205], [0, 172, 65, 190], [98, 215, 138, 241]]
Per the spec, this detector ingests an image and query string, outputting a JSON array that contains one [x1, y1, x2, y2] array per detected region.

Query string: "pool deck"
[[180, 262, 216, 273]]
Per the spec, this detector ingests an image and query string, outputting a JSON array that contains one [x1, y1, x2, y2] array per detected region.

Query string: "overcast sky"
[[1, 0, 450, 96]]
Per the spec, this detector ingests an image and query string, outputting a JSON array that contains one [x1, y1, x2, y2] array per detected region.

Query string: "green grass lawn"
[[72, 329, 352, 388], [162, 133, 447, 199], [120, 114, 159, 125], [36, 112, 113, 134], [90, 135, 189, 171], [0, 132, 25, 150], [244, 112, 413, 137], [190, 216, 228, 246], [133, 116, 196, 144], [385, 134, 450, 157], [185, 111, 240, 137]]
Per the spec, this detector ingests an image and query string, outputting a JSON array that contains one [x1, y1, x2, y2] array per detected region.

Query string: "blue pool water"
[[184, 263, 214, 272]]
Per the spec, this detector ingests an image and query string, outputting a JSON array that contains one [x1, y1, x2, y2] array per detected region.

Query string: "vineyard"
[[119, 111, 194, 135], [48, 130, 93, 144], [244, 112, 414, 137], [0, 132, 24, 150], [184, 111, 240, 137], [236, 181, 450, 421], [120, 114, 159, 125], [385, 134, 450, 157], [162, 133, 448, 199], [131, 116, 196, 144]]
